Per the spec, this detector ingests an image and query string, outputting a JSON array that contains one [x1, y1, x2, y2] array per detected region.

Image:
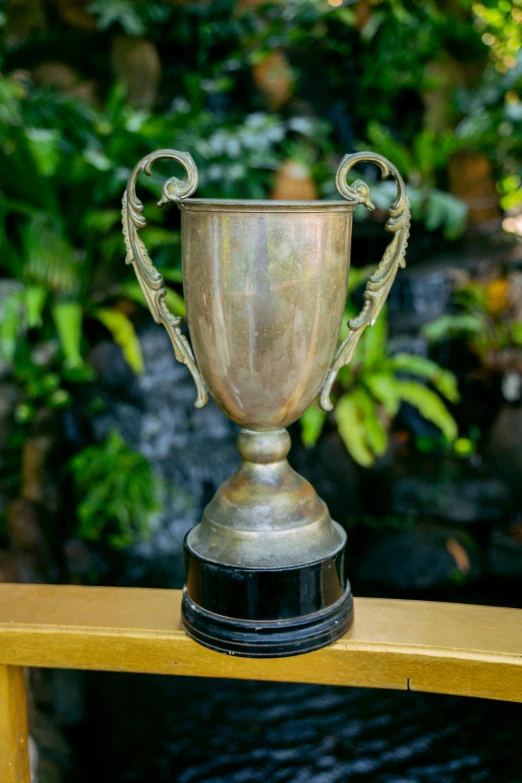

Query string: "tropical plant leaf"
[[348, 265, 375, 294], [24, 284, 48, 329], [361, 308, 388, 369], [24, 128, 61, 177], [335, 393, 374, 467], [119, 281, 186, 319], [353, 387, 388, 457], [511, 322, 522, 347], [364, 372, 400, 416], [388, 353, 460, 402], [140, 227, 181, 251], [422, 313, 483, 343], [396, 380, 458, 441], [388, 0, 415, 23], [365, 121, 414, 176], [412, 128, 453, 180], [159, 267, 183, 283], [164, 288, 186, 318], [52, 301, 83, 367], [83, 209, 121, 234], [300, 404, 327, 448], [118, 281, 148, 307], [22, 215, 81, 296], [67, 431, 160, 548], [360, 10, 385, 42], [0, 290, 23, 362], [90, 0, 146, 35], [425, 190, 468, 240], [92, 307, 144, 374]]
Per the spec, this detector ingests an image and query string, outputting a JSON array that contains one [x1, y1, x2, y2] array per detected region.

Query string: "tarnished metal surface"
[[121, 149, 208, 408], [187, 428, 346, 569], [122, 149, 407, 572], [181, 199, 352, 430], [320, 152, 411, 411]]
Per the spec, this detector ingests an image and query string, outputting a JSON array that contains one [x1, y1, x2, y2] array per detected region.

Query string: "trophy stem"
[[182, 428, 353, 657]]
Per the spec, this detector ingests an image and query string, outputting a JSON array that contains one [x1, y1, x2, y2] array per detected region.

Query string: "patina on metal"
[[122, 150, 208, 409], [122, 148, 409, 657]]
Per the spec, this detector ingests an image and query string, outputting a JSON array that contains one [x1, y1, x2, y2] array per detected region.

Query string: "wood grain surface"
[[0, 584, 521, 702], [0, 665, 31, 783]]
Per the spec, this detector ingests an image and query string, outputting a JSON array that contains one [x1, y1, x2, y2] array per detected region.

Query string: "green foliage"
[[0, 0, 517, 526], [301, 403, 327, 449], [361, 123, 469, 240], [0, 1, 516, 370], [422, 313, 484, 343], [422, 274, 522, 371], [92, 308, 144, 374], [394, 380, 458, 441], [52, 302, 83, 368], [0, 82, 150, 381], [7, 338, 90, 426], [89, 0, 169, 35], [472, 1, 522, 69], [0, 288, 23, 363], [67, 432, 161, 549], [387, 354, 460, 403], [301, 304, 459, 466], [335, 392, 375, 468]]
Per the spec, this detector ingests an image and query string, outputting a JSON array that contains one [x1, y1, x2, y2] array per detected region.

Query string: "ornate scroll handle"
[[319, 151, 410, 412], [122, 149, 208, 408]]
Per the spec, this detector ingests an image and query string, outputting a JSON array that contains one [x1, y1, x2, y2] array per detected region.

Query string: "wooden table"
[[1, 584, 522, 782]]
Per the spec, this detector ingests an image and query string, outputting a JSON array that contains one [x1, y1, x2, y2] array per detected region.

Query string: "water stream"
[[79, 674, 520, 782]]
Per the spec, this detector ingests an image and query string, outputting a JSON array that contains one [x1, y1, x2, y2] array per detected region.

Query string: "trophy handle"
[[319, 152, 410, 412], [122, 149, 208, 409]]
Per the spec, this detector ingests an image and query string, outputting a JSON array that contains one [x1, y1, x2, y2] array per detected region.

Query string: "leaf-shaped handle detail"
[[319, 152, 410, 412], [122, 149, 208, 408]]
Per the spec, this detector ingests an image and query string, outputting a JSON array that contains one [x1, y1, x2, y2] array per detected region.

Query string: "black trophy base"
[[181, 539, 354, 658]]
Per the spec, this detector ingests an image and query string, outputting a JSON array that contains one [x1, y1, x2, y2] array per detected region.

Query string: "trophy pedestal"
[[181, 428, 354, 658], [182, 542, 353, 658]]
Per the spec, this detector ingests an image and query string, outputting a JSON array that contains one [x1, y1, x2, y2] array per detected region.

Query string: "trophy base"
[[181, 538, 354, 658]]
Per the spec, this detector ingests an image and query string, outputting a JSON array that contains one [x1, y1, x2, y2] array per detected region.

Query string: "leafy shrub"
[[67, 432, 161, 549]]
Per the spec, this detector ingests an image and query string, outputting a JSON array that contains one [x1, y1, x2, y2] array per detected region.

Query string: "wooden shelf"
[[0, 584, 521, 702]]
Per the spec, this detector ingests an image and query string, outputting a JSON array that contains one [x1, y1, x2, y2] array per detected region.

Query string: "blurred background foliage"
[[2, 5, 522, 778], [0, 0, 521, 545]]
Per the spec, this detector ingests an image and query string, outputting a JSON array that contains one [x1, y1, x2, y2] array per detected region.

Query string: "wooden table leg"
[[0, 665, 31, 783]]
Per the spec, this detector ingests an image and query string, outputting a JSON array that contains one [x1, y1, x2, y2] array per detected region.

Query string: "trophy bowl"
[[122, 149, 409, 657]]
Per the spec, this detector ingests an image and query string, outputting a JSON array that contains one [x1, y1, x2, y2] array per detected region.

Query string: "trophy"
[[122, 149, 409, 657]]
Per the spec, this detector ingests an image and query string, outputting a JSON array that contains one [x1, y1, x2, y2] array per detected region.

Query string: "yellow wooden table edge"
[[0, 583, 520, 703]]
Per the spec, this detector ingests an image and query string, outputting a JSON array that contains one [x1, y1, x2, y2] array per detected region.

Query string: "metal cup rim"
[[177, 199, 354, 213]]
